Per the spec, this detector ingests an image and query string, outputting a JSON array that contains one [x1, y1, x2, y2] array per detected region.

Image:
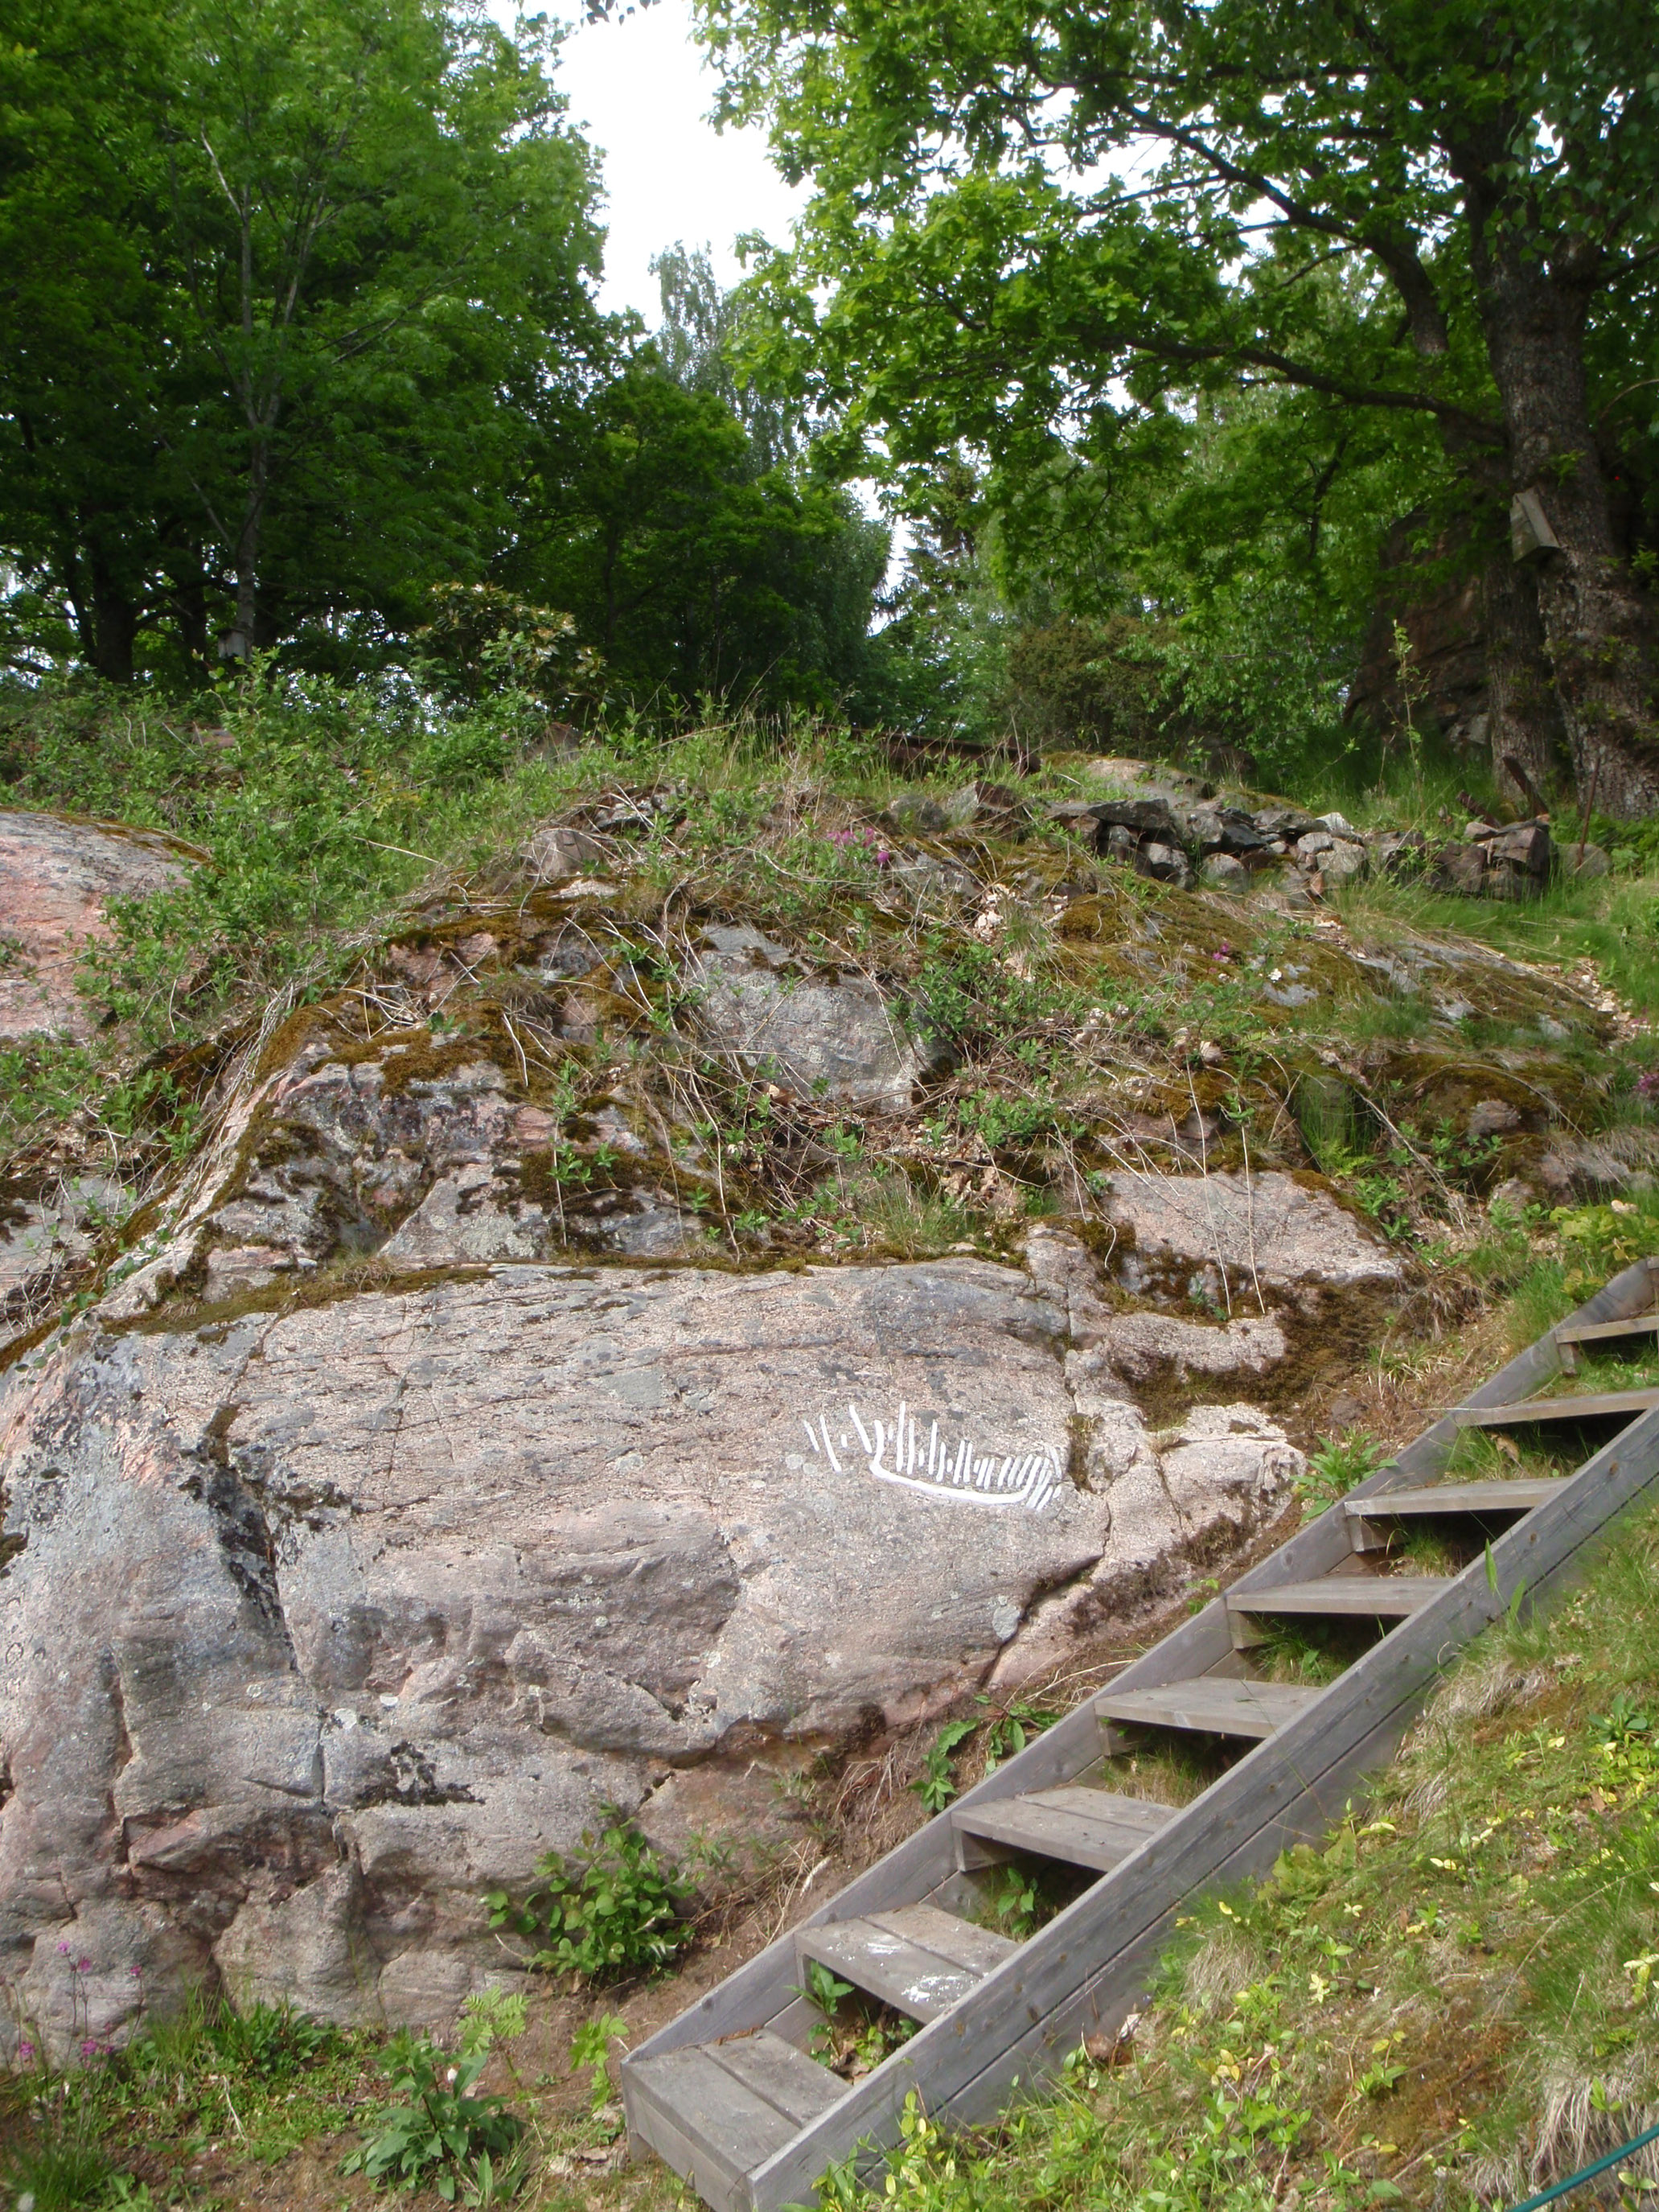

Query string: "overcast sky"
[[505, 0, 807, 326]]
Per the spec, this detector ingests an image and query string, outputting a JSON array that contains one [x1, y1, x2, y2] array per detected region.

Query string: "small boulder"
[[1254, 805, 1323, 841], [885, 791, 949, 834], [1134, 840, 1196, 889], [0, 808, 191, 1040], [1295, 829, 1335, 860], [942, 781, 1021, 828], [1468, 1098, 1522, 1140], [1050, 796, 1184, 843], [1490, 820, 1551, 879], [688, 924, 925, 1112], [1104, 1169, 1404, 1298], [1320, 839, 1369, 887], [1187, 803, 1271, 857], [1429, 841, 1491, 896], [1561, 841, 1612, 882], [523, 824, 606, 884], [1200, 852, 1250, 890], [1371, 829, 1427, 879]]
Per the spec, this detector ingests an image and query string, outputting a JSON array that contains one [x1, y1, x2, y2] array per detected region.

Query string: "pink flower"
[[17, 2040, 35, 2062], [56, 1941, 71, 1955], [75, 1959, 92, 1975]]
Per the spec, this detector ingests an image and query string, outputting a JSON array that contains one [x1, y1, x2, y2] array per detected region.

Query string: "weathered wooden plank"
[[1345, 1478, 1563, 1519], [705, 2033, 844, 2128], [1456, 1386, 1659, 1428], [869, 1906, 1018, 1976], [626, 2044, 803, 2212], [1097, 1678, 1320, 1739], [798, 1910, 1012, 2021], [1226, 1574, 1447, 1619], [1555, 1311, 1659, 1348], [745, 1403, 1659, 2208], [626, 2089, 752, 2212], [953, 1789, 1173, 1873]]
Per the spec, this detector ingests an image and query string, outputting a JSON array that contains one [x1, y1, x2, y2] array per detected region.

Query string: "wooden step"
[[952, 1786, 1175, 1872], [1345, 1478, 1563, 1551], [626, 2032, 844, 2212], [797, 1905, 1017, 2022], [1096, 1676, 1321, 1740], [1227, 1574, 1445, 1622], [1456, 1386, 1659, 1429], [1347, 1478, 1563, 1518], [1554, 1310, 1659, 1374]]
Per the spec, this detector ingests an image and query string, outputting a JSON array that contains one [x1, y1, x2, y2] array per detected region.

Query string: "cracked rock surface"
[[0, 809, 189, 1041], [0, 1244, 1300, 2050]]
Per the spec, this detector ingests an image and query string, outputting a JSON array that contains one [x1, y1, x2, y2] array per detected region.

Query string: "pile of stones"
[[1047, 770, 1558, 903]]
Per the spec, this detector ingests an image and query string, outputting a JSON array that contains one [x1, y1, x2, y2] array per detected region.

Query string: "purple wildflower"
[[17, 2040, 35, 2062]]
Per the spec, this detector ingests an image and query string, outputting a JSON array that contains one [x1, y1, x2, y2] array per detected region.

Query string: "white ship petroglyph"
[[798, 1400, 1062, 1513]]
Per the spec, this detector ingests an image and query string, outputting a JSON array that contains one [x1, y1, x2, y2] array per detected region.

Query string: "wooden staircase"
[[622, 1256, 1659, 2212]]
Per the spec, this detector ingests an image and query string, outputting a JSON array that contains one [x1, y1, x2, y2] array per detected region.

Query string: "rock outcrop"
[[0, 809, 191, 1041], [0, 1249, 1301, 2050]]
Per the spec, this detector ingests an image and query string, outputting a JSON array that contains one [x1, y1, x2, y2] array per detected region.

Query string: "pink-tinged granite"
[[0, 809, 191, 1040]]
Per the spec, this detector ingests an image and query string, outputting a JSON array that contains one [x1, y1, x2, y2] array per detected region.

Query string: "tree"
[[651, 241, 802, 471], [516, 356, 889, 711], [696, 0, 1659, 810], [0, 0, 603, 678]]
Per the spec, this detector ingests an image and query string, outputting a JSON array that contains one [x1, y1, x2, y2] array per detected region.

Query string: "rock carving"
[[802, 1399, 1062, 1512]]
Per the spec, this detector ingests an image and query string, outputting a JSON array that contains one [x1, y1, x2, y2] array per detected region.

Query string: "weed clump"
[[485, 1816, 694, 1983]]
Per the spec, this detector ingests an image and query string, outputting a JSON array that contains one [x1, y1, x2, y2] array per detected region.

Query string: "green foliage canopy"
[[697, 0, 1659, 804], [0, 0, 604, 680]]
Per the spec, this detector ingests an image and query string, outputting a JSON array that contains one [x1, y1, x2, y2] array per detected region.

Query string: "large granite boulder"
[[1103, 1170, 1403, 1305], [687, 924, 926, 1112], [0, 1253, 1301, 2050], [0, 809, 190, 1041]]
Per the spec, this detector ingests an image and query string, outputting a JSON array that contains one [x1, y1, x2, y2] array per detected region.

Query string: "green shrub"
[[484, 1817, 693, 1982], [341, 2032, 524, 2201]]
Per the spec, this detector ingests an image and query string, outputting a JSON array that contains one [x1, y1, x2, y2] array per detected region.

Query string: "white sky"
[[505, 0, 807, 325]]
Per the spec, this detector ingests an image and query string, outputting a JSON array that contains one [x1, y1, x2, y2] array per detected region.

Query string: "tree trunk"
[[226, 440, 265, 659], [1482, 544, 1568, 809], [63, 537, 138, 682], [1472, 228, 1659, 818]]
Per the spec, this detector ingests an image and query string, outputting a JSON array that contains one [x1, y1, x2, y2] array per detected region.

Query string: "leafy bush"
[[484, 1817, 693, 1982], [341, 2032, 524, 2202]]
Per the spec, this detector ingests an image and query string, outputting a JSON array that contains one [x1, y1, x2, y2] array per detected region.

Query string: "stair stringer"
[[622, 1255, 1659, 2209]]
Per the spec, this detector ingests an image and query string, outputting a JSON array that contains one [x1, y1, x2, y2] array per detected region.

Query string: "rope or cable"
[[1506, 2119, 1659, 2212]]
